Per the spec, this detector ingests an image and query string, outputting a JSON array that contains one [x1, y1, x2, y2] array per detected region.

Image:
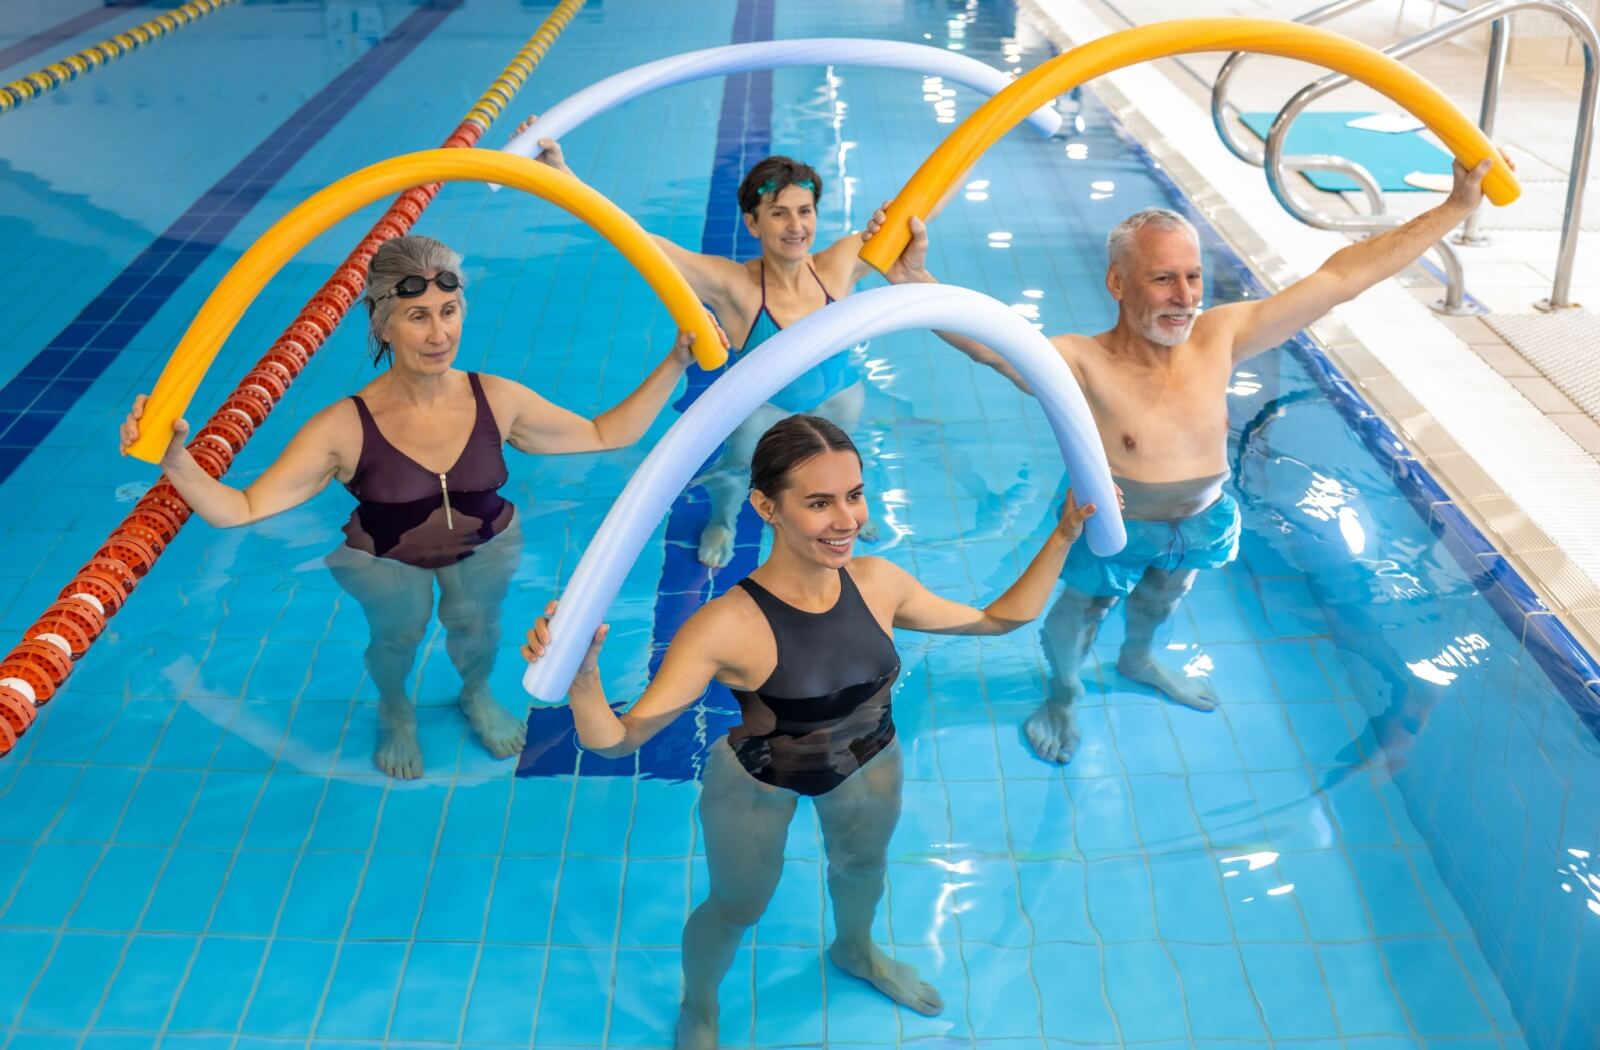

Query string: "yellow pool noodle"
[[860, 17, 1518, 272], [128, 148, 724, 464]]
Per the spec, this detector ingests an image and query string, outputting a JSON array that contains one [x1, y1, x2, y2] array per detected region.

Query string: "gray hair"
[[364, 235, 466, 365], [1105, 208, 1199, 273]]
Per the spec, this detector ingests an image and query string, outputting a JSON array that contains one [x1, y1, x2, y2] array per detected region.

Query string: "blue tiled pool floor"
[[3, 0, 1592, 1046]]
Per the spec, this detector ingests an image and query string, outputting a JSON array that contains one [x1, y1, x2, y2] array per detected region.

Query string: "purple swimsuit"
[[342, 372, 515, 569]]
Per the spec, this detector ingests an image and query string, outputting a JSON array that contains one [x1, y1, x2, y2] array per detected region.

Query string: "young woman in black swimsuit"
[[120, 235, 718, 779], [523, 414, 1095, 1049]]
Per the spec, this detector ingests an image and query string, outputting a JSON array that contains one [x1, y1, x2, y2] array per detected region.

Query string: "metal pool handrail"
[[1209, 0, 1472, 312], [1261, 0, 1598, 312], [1210, 0, 1382, 173]]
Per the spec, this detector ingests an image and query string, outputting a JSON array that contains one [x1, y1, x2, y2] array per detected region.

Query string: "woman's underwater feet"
[[375, 707, 424, 779], [460, 687, 529, 758], [829, 940, 944, 1015]]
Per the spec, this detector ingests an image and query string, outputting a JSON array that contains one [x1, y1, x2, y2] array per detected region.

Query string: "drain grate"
[[1484, 311, 1600, 420]]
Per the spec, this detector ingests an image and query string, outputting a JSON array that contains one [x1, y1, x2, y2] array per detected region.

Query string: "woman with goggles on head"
[[519, 118, 1024, 569], [120, 235, 719, 779]]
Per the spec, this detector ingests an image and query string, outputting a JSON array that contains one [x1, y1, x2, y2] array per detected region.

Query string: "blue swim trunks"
[[1059, 492, 1241, 598]]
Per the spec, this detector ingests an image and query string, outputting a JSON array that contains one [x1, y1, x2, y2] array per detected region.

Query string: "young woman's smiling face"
[[754, 448, 867, 567]]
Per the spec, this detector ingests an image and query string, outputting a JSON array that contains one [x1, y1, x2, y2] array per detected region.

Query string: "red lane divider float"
[[0, 0, 589, 757]]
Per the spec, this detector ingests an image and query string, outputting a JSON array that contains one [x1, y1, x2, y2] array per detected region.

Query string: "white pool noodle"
[[523, 282, 1123, 703], [500, 38, 1061, 170]]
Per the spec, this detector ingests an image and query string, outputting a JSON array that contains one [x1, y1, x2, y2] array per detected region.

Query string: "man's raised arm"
[[1215, 157, 1498, 362]]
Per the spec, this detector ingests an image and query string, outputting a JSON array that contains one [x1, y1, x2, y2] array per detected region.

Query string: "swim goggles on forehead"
[[374, 270, 461, 302], [756, 177, 816, 199]]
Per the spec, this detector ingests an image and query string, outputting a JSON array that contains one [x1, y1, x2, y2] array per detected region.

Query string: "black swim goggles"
[[374, 270, 461, 302]]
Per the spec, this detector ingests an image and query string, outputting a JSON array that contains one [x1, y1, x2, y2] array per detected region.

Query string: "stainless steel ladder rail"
[[1261, 0, 1597, 312], [1213, 0, 1393, 215], [1454, 14, 1508, 247], [1210, 0, 1476, 311], [1211, 0, 1384, 180], [1109, 0, 1392, 213]]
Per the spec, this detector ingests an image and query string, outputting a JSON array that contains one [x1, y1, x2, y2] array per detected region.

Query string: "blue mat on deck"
[[1239, 111, 1453, 192]]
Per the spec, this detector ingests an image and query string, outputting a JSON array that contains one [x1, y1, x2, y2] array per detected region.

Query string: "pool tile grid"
[[9, 6, 752, 1043], [0, 337, 1536, 1024], [1094, 98, 1580, 1050], [0, 765, 594, 1049], [0, 240, 1440, 1050], [1075, 79, 1593, 1047], [0, 5, 432, 398], [0, 0, 1574, 1043], [0, 133, 1497, 1050], [0, 0, 668, 697], [604, 28, 1529, 1043], [1094, 82, 1600, 750], [0, 4, 656, 1043], [0, 1, 471, 485], [0, 0, 652, 513], [851, 334, 1510, 1043]]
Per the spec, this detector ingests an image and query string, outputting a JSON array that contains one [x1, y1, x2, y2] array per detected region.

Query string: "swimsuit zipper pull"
[[439, 473, 454, 530]]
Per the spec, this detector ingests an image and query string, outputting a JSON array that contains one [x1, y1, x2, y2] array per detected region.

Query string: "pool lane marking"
[[0, 1, 156, 75], [517, 0, 777, 778], [0, 0, 236, 115], [0, 1, 463, 485]]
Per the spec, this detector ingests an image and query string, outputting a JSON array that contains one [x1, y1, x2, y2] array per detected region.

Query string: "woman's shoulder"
[[845, 555, 899, 580], [812, 232, 866, 285], [273, 397, 362, 472], [677, 586, 764, 644], [844, 556, 908, 598], [475, 370, 541, 404], [472, 371, 515, 400], [728, 256, 765, 288], [474, 373, 548, 436], [698, 584, 760, 621], [304, 395, 362, 433]]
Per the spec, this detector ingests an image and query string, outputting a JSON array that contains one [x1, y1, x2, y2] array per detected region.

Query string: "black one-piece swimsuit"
[[728, 567, 901, 797]]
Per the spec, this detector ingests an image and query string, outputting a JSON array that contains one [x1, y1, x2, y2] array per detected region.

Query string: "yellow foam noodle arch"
[[860, 17, 1520, 272], [127, 149, 726, 464]]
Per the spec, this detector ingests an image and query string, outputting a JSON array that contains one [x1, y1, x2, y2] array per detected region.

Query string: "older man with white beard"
[[874, 156, 1497, 763]]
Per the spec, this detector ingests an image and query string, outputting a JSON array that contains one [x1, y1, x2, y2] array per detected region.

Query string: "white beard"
[[1140, 314, 1194, 346]]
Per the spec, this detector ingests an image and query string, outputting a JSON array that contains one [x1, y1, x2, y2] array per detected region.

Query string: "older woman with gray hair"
[[120, 235, 714, 778]]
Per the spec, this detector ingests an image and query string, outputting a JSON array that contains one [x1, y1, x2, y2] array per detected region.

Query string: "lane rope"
[[0, 0, 239, 116], [0, 0, 590, 757]]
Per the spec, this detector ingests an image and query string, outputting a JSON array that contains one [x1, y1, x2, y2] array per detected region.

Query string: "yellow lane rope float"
[[0, 0, 237, 115], [459, 0, 584, 132]]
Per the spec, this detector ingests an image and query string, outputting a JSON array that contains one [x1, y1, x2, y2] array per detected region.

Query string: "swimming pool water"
[[1, 1, 1595, 1048]]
